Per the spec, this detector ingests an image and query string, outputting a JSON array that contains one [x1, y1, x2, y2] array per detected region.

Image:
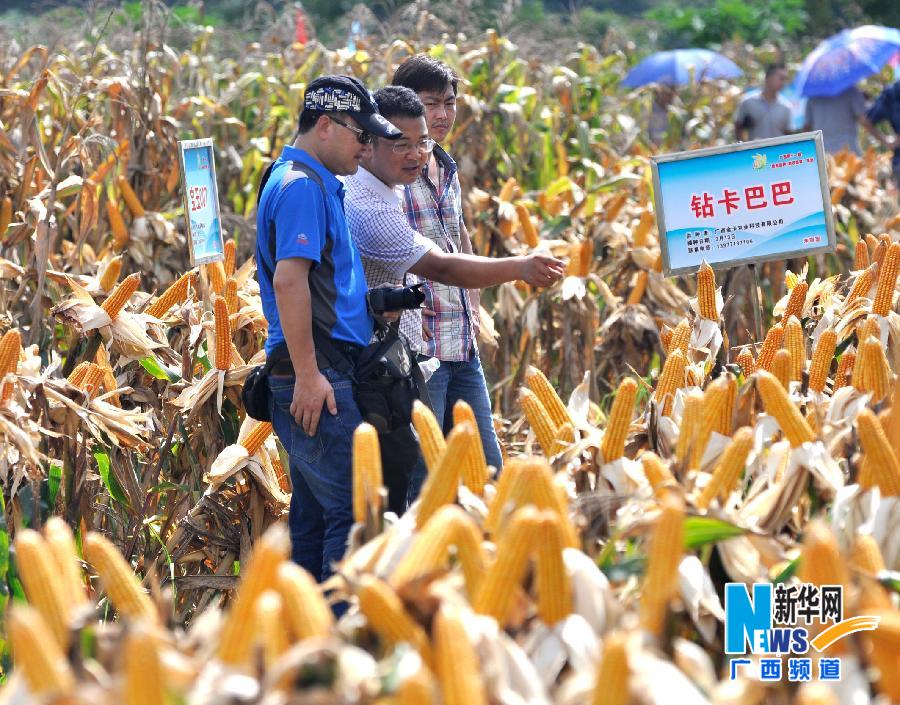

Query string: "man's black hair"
[[392, 54, 458, 96], [765, 63, 786, 79], [297, 108, 323, 135], [372, 86, 425, 122]]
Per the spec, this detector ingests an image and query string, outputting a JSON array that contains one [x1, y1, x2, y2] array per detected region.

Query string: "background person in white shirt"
[[734, 63, 792, 142]]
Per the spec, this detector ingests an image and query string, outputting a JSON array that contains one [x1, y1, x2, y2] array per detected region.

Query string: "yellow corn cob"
[[534, 511, 573, 625], [640, 496, 684, 637], [714, 373, 737, 436], [669, 319, 691, 356], [873, 238, 888, 268], [0, 328, 21, 404], [785, 270, 800, 290], [224, 276, 238, 314], [254, 590, 287, 669], [771, 349, 792, 389], [498, 177, 517, 202], [783, 281, 808, 321], [43, 517, 86, 607], [391, 505, 486, 595], [844, 265, 875, 308], [14, 529, 71, 647], [851, 335, 892, 403], [808, 329, 837, 393], [214, 295, 231, 371], [872, 242, 899, 316], [83, 531, 158, 623], [783, 316, 805, 381], [756, 322, 784, 372], [241, 421, 273, 456], [886, 378, 900, 451], [94, 345, 120, 405], [799, 522, 849, 642], [145, 271, 195, 318], [81, 362, 105, 397], [652, 252, 663, 272], [205, 260, 226, 296], [101, 272, 141, 320], [223, 238, 237, 276], [696, 261, 717, 320], [398, 666, 436, 705], [106, 200, 130, 250], [604, 192, 627, 222], [550, 421, 576, 456], [736, 347, 755, 376], [453, 400, 489, 485], [521, 387, 559, 455], [675, 390, 704, 468], [277, 562, 333, 640], [67, 361, 91, 387], [633, 210, 655, 248], [654, 349, 687, 417], [851, 533, 885, 574], [696, 427, 753, 509], [434, 606, 488, 705], [834, 351, 856, 390], [124, 626, 164, 705], [756, 371, 816, 447], [412, 400, 446, 475], [0, 196, 12, 234], [8, 606, 75, 695], [855, 240, 870, 270], [525, 366, 570, 429], [865, 233, 879, 253], [794, 684, 839, 705], [474, 507, 541, 625], [641, 451, 675, 495], [576, 239, 594, 277], [590, 632, 630, 705], [484, 459, 525, 536], [496, 458, 578, 546], [353, 422, 383, 524], [659, 325, 673, 353], [99, 255, 123, 292], [515, 202, 539, 248], [626, 270, 648, 305], [856, 316, 880, 344], [217, 525, 290, 665], [601, 378, 637, 462], [866, 609, 900, 702], [358, 575, 433, 667], [856, 409, 900, 496], [117, 175, 145, 217], [415, 424, 466, 529]]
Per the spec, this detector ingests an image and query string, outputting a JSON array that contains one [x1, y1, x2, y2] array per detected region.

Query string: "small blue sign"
[[179, 138, 225, 266]]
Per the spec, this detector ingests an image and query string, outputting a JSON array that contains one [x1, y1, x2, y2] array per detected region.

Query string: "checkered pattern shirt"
[[401, 146, 476, 361], [344, 167, 436, 349]]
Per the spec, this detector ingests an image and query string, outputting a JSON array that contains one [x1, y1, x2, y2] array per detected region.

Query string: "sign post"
[[178, 138, 225, 266]]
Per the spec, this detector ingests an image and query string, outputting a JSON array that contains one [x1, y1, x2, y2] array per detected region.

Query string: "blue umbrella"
[[793, 25, 900, 98], [621, 49, 742, 88]]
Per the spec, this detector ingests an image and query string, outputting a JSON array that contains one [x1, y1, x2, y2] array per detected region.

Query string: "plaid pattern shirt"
[[344, 167, 435, 349], [401, 146, 476, 361]]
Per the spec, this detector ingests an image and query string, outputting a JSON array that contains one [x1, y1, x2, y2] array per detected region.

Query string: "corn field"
[[0, 6, 899, 704]]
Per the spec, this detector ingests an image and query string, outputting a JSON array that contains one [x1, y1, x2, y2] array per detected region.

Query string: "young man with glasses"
[[345, 85, 565, 504], [256, 75, 402, 581]]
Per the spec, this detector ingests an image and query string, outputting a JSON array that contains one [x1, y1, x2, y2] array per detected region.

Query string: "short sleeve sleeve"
[[272, 178, 326, 264]]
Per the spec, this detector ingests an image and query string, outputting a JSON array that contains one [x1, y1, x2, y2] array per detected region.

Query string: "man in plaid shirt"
[[345, 85, 565, 504]]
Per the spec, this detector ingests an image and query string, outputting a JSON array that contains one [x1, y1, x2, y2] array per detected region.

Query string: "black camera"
[[366, 283, 426, 315]]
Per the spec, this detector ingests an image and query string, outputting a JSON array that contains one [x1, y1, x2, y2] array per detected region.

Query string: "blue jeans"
[[269, 368, 360, 582], [407, 353, 503, 503]]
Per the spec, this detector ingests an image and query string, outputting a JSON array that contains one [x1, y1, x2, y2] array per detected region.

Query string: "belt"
[[268, 340, 364, 376]]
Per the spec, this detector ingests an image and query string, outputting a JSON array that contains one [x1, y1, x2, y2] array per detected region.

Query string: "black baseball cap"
[[303, 75, 402, 139]]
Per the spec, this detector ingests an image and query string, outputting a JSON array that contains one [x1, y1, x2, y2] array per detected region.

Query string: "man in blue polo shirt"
[[256, 75, 401, 581], [864, 80, 900, 191]]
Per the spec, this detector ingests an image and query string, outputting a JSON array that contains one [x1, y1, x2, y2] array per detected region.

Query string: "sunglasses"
[[327, 116, 374, 145]]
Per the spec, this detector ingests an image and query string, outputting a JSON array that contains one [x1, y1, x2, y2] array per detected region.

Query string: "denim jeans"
[[407, 353, 503, 504], [269, 367, 360, 582]]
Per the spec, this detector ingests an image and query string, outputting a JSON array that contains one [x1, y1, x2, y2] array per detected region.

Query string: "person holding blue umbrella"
[[864, 78, 900, 188], [733, 63, 792, 142]]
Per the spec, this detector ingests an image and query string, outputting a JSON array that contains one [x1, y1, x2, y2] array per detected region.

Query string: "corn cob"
[[474, 507, 541, 625], [224, 276, 238, 314], [515, 202, 539, 248], [83, 531, 158, 623], [641, 451, 675, 495], [525, 366, 570, 429], [633, 210, 655, 248], [590, 632, 630, 705], [214, 295, 231, 371], [498, 177, 518, 202], [626, 270, 648, 305], [576, 239, 594, 277], [855, 240, 870, 270], [640, 496, 684, 637], [93, 344, 120, 405], [696, 261, 718, 320], [434, 606, 487, 705], [217, 525, 290, 665], [834, 351, 856, 390], [675, 390, 704, 468], [81, 362, 105, 397], [872, 237, 888, 268], [756, 371, 816, 447], [756, 322, 784, 372], [484, 459, 525, 536], [0, 328, 21, 404], [600, 378, 637, 462], [521, 387, 559, 455], [117, 175, 145, 217], [794, 684, 839, 705], [500, 458, 579, 547], [106, 200, 130, 250], [0, 196, 12, 234], [357, 575, 433, 667], [277, 562, 333, 640], [851, 533, 885, 574], [872, 242, 899, 316], [844, 265, 875, 308], [43, 517, 86, 607], [8, 606, 75, 695], [783, 281, 808, 321], [783, 316, 805, 381], [145, 271, 196, 318], [866, 233, 880, 253], [223, 238, 237, 276], [867, 609, 900, 701], [398, 666, 436, 705], [254, 590, 287, 669], [799, 523, 849, 656], [412, 400, 446, 475], [714, 373, 737, 436], [659, 325, 673, 353], [353, 422, 383, 524], [856, 316, 880, 344], [14, 529, 71, 647], [101, 272, 141, 320], [856, 408, 900, 496], [696, 427, 753, 509], [808, 329, 837, 393], [851, 336, 892, 402], [415, 424, 466, 529], [605, 192, 628, 222], [771, 349, 792, 389], [654, 349, 687, 417], [241, 421, 273, 456], [886, 378, 900, 452], [205, 261, 226, 296], [550, 421, 576, 456], [453, 400, 489, 490], [67, 361, 91, 387], [652, 252, 663, 272], [669, 319, 691, 356], [99, 255, 123, 292], [124, 626, 164, 705], [534, 511, 573, 625], [785, 270, 800, 290], [736, 347, 755, 376]]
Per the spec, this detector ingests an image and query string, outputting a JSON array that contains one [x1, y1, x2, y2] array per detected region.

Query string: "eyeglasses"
[[390, 137, 436, 155], [327, 116, 374, 145]]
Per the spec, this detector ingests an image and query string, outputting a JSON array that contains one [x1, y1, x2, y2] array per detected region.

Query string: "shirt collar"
[[427, 143, 457, 175], [352, 166, 403, 207], [280, 145, 343, 194]]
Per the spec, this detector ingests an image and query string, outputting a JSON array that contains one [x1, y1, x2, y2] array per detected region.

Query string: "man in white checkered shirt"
[[345, 86, 565, 506]]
